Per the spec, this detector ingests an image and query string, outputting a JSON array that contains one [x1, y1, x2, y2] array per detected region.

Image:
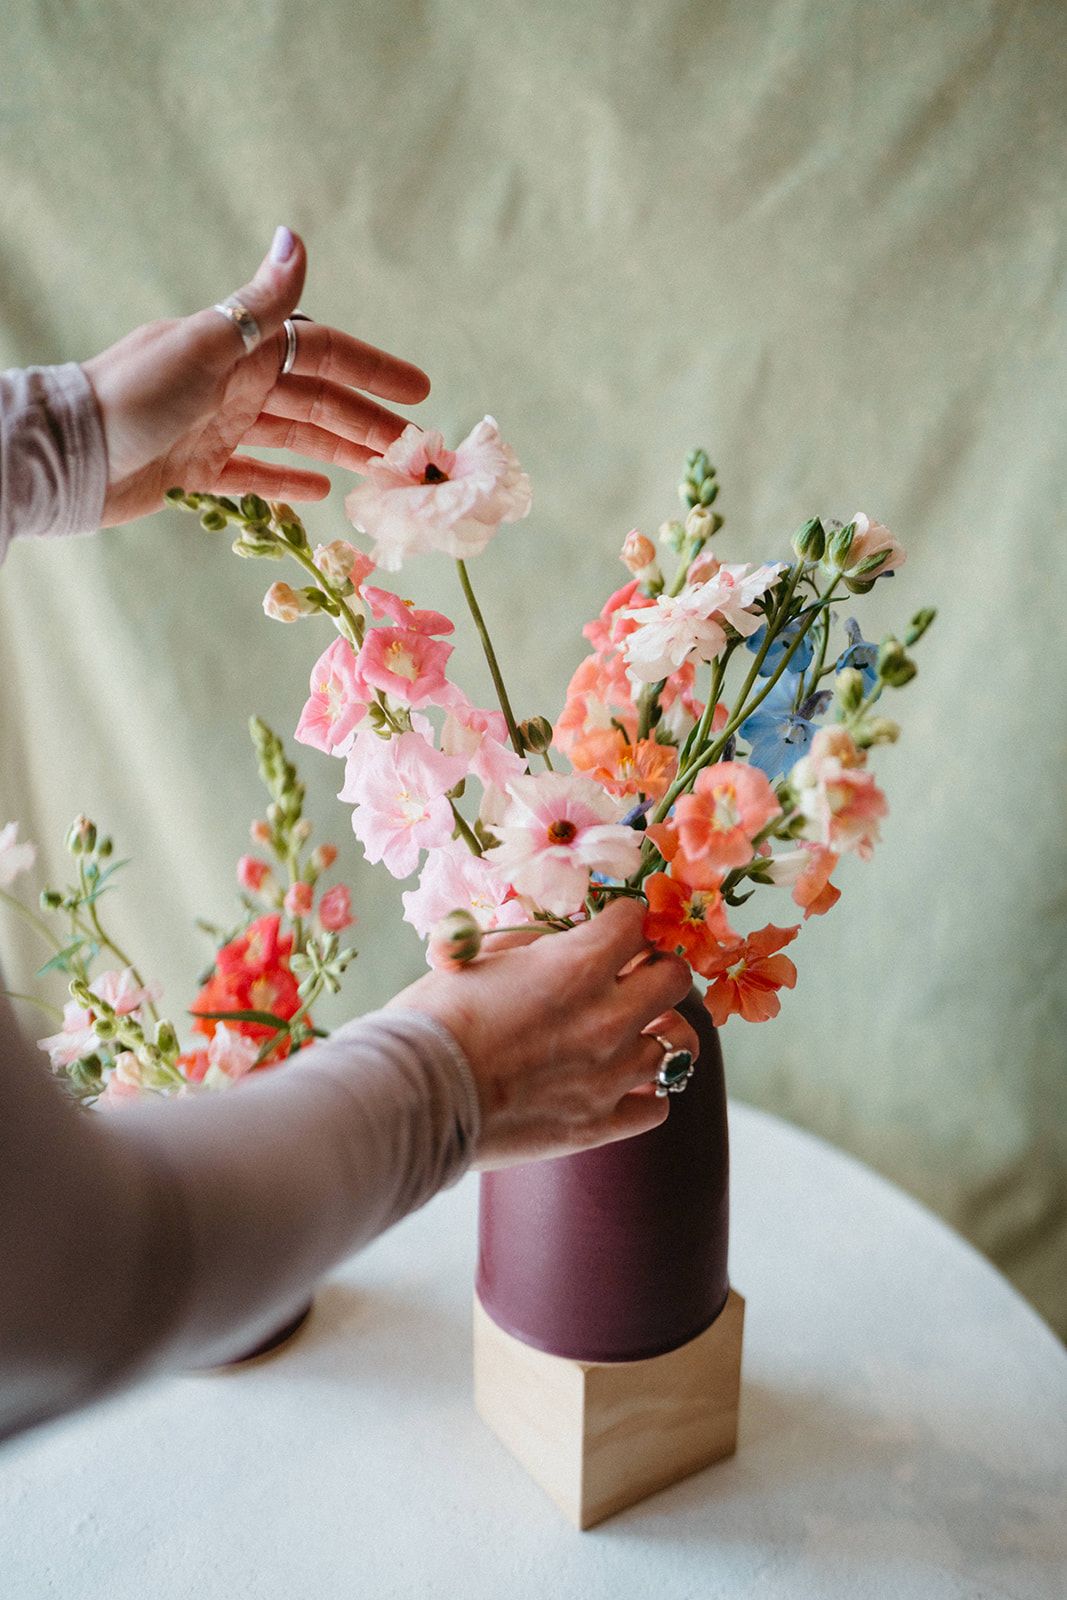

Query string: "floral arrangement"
[[163, 419, 933, 1028], [1, 419, 933, 1105], [0, 723, 357, 1105]]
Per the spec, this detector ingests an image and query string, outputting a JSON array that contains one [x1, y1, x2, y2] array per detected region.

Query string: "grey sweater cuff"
[[0, 362, 108, 560]]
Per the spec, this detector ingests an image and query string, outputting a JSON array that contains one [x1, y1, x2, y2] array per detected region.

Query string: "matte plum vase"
[[475, 987, 731, 1362]]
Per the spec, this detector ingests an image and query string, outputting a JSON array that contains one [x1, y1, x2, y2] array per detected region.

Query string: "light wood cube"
[[473, 1287, 744, 1530]]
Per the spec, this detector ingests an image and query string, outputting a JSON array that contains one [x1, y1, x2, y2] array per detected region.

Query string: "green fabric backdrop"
[[2, 1, 1065, 1336]]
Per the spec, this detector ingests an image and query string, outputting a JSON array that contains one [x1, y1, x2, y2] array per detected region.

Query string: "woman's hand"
[[387, 899, 699, 1171], [81, 226, 429, 527]]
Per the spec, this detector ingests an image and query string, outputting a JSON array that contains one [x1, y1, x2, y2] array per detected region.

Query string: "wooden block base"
[[473, 1287, 744, 1530]]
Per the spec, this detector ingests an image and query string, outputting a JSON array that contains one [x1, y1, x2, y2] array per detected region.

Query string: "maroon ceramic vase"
[[475, 988, 730, 1363]]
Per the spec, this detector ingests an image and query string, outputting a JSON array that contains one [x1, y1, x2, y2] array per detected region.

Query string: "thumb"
[[192, 225, 308, 371]]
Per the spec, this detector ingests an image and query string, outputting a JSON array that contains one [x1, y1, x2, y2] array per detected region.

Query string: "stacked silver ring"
[[212, 295, 262, 354], [280, 308, 312, 375]]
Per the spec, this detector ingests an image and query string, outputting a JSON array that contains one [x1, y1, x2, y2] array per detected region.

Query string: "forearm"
[[0, 993, 480, 1443], [0, 364, 107, 560]]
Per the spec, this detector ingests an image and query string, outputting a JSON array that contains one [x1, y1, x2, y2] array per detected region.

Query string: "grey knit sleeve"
[[0, 363, 108, 561], [0, 991, 482, 1443]]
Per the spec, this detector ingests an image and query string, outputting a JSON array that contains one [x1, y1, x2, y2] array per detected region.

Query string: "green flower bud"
[[905, 607, 937, 646], [199, 509, 228, 533], [69, 978, 94, 1008], [863, 717, 901, 745], [66, 816, 96, 855], [684, 504, 716, 543], [240, 494, 271, 523], [40, 889, 63, 910], [698, 475, 719, 506], [164, 487, 189, 506], [279, 520, 309, 550], [658, 519, 686, 552], [430, 909, 484, 967], [826, 521, 857, 569], [792, 517, 826, 561], [98, 836, 113, 859], [519, 716, 554, 754], [93, 1016, 118, 1041], [835, 667, 866, 714], [155, 1020, 180, 1058], [877, 637, 917, 687]]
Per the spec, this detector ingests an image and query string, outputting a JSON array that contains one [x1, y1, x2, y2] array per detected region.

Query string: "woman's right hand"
[[387, 899, 698, 1171]]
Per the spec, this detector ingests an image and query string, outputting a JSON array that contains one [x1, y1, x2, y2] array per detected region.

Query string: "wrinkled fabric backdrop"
[[1, 1, 1064, 1337]]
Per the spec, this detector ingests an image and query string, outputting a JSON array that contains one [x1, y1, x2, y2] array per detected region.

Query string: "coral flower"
[[190, 914, 303, 1063], [284, 881, 314, 918], [339, 730, 468, 880], [569, 728, 678, 803], [644, 820, 723, 891], [702, 923, 800, 1025], [318, 883, 355, 932], [237, 855, 271, 893], [673, 761, 782, 872], [554, 653, 638, 757], [485, 772, 643, 916], [644, 871, 735, 971], [356, 626, 453, 708], [765, 843, 841, 918], [344, 416, 532, 569], [790, 727, 887, 860], [362, 585, 455, 637], [295, 636, 369, 756]]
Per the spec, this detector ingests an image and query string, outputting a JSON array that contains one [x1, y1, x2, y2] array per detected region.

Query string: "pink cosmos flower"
[[845, 513, 906, 578], [318, 883, 354, 932], [401, 840, 517, 939], [0, 821, 35, 887], [356, 627, 453, 708], [344, 417, 532, 570], [485, 772, 643, 916], [790, 727, 887, 860], [284, 881, 314, 918], [38, 968, 160, 1069], [237, 855, 271, 893], [623, 563, 784, 680], [295, 637, 369, 756], [673, 761, 782, 872], [439, 689, 528, 790], [339, 730, 468, 879]]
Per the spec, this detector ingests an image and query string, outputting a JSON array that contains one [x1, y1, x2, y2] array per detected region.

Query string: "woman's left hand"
[[82, 226, 430, 527]]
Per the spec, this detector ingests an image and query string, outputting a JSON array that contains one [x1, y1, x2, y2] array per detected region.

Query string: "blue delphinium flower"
[[745, 612, 814, 677], [739, 675, 819, 779], [835, 617, 878, 691]]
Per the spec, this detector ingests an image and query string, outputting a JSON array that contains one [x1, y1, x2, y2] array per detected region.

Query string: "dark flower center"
[[422, 463, 449, 484], [548, 819, 577, 845]]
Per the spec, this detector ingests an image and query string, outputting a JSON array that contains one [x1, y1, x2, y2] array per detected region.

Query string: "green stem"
[[286, 545, 365, 648], [450, 801, 483, 856], [3, 989, 64, 1023], [456, 560, 525, 760], [0, 887, 63, 952], [79, 866, 160, 1025]]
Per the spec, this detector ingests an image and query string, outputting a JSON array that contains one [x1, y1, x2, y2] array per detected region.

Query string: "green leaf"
[[188, 1007, 290, 1031], [36, 938, 87, 977]]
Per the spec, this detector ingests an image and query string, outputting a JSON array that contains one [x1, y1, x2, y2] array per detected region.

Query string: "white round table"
[[3, 1103, 1065, 1598]]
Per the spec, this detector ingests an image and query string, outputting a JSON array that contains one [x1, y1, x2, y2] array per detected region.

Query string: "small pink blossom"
[[439, 689, 528, 790], [620, 530, 659, 580], [37, 968, 160, 1069], [401, 840, 517, 939], [284, 881, 314, 918], [362, 586, 455, 637], [344, 416, 532, 570], [790, 727, 887, 860], [313, 540, 376, 592], [485, 772, 643, 916], [195, 1024, 261, 1092], [318, 883, 354, 932], [339, 730, 468, 879], [356, 627, 453, 708], [687, 549, 721, 584], [237, 855, 271, 893], [0, 821, 35, 888], [845, 513, 906, 578], [295, 636, 369, 756]]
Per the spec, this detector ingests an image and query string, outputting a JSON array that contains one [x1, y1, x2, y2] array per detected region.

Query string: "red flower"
[[190, 913, 303, 1065], [644, 872, 735, 973]]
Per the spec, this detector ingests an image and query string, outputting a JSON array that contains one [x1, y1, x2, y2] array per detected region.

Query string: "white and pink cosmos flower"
[[38, 968, 161, 1070], [339, 729, 468, 880], [485, 772, 643, 917], [401, 839, 518, 940], [0, 821, 35, 888], [790, 727, 887, 860], [344, 417, 532, 570], [623, 563, 784, 682]]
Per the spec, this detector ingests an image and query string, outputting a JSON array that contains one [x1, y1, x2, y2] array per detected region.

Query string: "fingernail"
[[270, 225, 295, 264]]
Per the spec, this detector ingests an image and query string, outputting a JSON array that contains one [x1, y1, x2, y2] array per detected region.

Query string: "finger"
[[266, 375, 411, 455], [606, 1010, 700, 1096], [594, 1086, 670, 1147], [287, 322, 431, 405], [615, 949, 692, 1027], [241, 414, 378, 473], [184, 225, 308, 373], [554, 899, 651, 979], [212, 454, 331, 501]]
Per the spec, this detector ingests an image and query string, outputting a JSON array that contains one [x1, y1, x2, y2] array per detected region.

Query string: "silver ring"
[[212, 295, 261, 354], [281, 318, 299, 375], [653, 1036, 695, 1098]]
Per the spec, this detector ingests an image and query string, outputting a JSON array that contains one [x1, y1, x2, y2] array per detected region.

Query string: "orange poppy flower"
[[702, 923, 800, 1025], [643, 871, 736, 971]]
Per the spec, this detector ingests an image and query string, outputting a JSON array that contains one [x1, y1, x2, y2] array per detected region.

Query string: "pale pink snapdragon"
[[439, 689, 527, 790], [96, 1051, 147, 1107], [790, 727, 887, 860], [263, 581, 317, 622], [339, 730, 468, 879], [295, 637, 369, 756], [845, 514, 906, 578], [622, 563, 784, 681], [344, 417, 532, 570], [485, 772, 643, 917], [37, 968, 160, 1070], [401, 839, 517, 939], [318, 883, 354, 932], [356, 627, 453, 709], [0, 821, 35, 888]]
